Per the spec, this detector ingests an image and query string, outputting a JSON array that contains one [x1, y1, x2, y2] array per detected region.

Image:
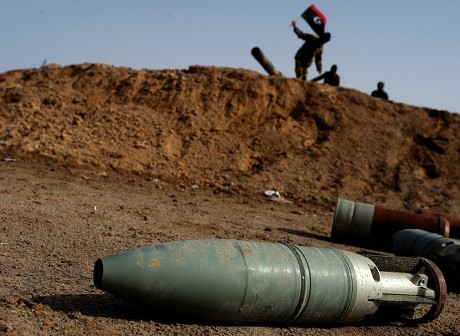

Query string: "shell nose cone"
[[91, 240, 305, 323], [93, 258, 103, 289]]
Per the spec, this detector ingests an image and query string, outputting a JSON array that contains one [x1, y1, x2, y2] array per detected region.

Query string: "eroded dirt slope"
[[1, 64, 459, 212]]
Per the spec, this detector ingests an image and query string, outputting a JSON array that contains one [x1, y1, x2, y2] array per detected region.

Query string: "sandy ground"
[[1, 64, 460, 335]]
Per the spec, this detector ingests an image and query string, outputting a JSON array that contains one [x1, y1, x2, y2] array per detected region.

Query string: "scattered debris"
[[263, 189, 280, 198], [262, 189, 292, 204]]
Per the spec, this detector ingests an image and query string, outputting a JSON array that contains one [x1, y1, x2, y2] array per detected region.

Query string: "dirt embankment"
[[1, 64, 459, 213]]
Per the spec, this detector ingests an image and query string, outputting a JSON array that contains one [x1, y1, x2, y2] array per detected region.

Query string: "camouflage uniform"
[[293, 26, 324, 80]]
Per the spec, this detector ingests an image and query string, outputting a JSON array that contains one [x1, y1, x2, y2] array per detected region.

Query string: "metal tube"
[[94, 239, 446, 325], [391, 229, 460, 288], [417, 209, 460, 238], [251, 47, 283, 76], [331, 199, 450, 247]]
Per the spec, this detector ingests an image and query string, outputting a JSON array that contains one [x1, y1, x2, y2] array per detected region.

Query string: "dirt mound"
[[1, 63, 459, 212]]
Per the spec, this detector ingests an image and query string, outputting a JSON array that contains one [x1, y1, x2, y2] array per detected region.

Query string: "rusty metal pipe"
[[331, 199, 450, 248], [417, 209, 460, 238]]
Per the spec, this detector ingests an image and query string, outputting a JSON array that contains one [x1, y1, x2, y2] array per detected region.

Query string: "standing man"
[[371, 82, 389, 100], [312, 64, 340, 86], [292, 20, 331, 80]]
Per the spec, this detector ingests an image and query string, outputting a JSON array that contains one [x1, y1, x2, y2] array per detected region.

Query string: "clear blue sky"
[[1, 1, 459, 113]]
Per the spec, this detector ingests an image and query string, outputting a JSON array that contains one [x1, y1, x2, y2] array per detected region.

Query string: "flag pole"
[[291, 16, 300, 27]]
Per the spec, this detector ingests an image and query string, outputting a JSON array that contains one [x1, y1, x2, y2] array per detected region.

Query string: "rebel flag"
[[301, 4, 327, 36]]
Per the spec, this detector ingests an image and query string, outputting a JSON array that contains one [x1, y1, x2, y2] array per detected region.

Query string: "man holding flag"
[[292, 4, 331, 80]]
